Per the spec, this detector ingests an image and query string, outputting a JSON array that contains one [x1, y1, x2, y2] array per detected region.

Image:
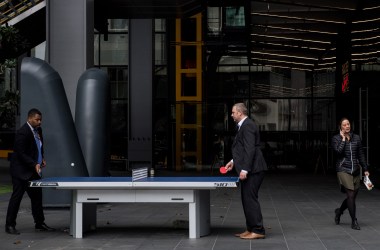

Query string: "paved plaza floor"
[[1, 160, 380, 250]]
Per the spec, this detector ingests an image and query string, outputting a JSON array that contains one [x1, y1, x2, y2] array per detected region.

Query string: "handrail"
[[0, 0, 44, 26]]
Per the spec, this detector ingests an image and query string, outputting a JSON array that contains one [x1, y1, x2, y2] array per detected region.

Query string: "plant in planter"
[[0, 26, 29, 62], [0, 58, 19, 129], [1, 59, 17, 92], [0, 26, 27, 130], [0, 89, 19, 129], [1, 58, 17, 69]]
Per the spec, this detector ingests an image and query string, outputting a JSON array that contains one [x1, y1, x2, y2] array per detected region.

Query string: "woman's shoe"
[[334, 208, 342, 225], [351, 219, 360, 230]]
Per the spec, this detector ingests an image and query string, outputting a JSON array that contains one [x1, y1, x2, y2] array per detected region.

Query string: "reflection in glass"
[[155, 19, 166, 32], [181, 73, 197, 96], [225, 7, 245, 27], [107, 67, 128, 99], [181, 46, 196, 68], [181, 18, 196, 41], [155, 33, 166, 65], [312, 72, 335, 97], [110, 99, 128, 166], [312, 99, 336, 131], [207, 7, 221, 36], [181, 128, 197, 151], [95, 34, 128, 65], [109, 19, 128, 31], [182, 103, 197, 124]]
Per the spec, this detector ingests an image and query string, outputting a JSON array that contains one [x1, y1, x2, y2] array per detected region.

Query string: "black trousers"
[[240, 171, 265, 234], [5, 173, 45, 227]]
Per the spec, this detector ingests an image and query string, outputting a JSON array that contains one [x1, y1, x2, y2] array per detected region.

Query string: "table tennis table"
[[30, 176, 239, 239]]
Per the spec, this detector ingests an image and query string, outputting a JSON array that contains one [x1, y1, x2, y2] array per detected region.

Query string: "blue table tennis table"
[[30, 176, 239, 239]]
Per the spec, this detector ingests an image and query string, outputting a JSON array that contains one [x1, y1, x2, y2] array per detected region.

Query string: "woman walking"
[[331, 117, 369, 230]]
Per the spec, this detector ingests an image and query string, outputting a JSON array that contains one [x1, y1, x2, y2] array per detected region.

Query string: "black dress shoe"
[[5, 225, 20, 235], [351, 219, 361, 230], [334, 208, 342, 225], [35, 223, 55, 231]]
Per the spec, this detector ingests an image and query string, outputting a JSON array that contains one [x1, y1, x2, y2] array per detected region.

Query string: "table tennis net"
[[132, 167, 148, 181]]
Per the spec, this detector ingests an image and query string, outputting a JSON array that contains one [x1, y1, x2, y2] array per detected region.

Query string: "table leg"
[[189, 190, 210, 238], [70, 190, 83, 238]]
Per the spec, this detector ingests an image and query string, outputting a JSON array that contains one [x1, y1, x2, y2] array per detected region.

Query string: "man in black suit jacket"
[[5, 108, 54, 234], [225, 103, 267, 240]]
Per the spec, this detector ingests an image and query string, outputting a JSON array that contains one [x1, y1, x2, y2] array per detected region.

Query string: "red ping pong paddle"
[[219, 166, 227, 174]]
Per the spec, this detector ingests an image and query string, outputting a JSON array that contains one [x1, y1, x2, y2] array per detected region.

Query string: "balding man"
[[225, 103, 267, 240]]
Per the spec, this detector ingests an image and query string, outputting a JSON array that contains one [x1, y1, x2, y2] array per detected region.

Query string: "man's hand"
[[35, 164, 41, 175], [225, 161, 234, 172], [239, 171, 248, 180]]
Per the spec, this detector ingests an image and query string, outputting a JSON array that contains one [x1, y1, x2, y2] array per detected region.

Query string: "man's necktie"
[[33, 129, 42, 164]]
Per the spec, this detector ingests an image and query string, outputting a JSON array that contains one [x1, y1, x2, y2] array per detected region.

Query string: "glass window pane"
[[155, 19, 166, 32], [108, 19, 128, 32], [107, 67, 128, 99], [181, 18, 196, 41], [207, 7, 221, 36], [155, 33, 166, 65], [248, 99, 310, 131], [250, 100, 281, 131], [289, 99, 308, 131], [312, 99, 336, 131], [94, 34, 100, 65], [225, 7, 245, 27], [181, 73, 197, 96], [219, 56, 248, 65], [110, 99, 128, 159], [100, 34, 128, 65], [181, 46, 196, 68], [180, 127, 197, 158], [313, 72, 335, 97], [182, 103, 197, 124]]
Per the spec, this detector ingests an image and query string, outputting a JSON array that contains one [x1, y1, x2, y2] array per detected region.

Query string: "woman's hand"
[[345, 134, 350, 141], [340, 130, 345, 141]]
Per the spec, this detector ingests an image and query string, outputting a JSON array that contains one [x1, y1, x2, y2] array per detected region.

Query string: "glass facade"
[[94, 19, 169, 172], [225, 7, 245, 27], [1, 4, 380, 175], [94, 20, 129, 169], [92, 16, 340, 174]]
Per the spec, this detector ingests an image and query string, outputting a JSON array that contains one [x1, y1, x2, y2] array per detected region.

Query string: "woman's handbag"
[[363, 176, 374, 190]]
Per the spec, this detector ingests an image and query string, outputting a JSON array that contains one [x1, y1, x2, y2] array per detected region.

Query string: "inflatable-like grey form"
[[20, 57, 89, 205], [75, 68, 110, 176]]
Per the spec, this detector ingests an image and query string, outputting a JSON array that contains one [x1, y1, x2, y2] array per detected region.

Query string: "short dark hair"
[[28, 108, 42, 118]]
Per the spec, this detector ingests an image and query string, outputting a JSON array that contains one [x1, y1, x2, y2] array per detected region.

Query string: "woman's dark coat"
[[331, 131, 368, 175]]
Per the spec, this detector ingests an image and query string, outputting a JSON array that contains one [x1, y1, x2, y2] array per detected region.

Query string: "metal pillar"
[[46, 0, 94, 117], [128, 19, 153, 169]]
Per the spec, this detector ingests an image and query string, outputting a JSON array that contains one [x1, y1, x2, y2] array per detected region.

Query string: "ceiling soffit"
[[95, 0, 380, 71], [249, 0, 380, 70]]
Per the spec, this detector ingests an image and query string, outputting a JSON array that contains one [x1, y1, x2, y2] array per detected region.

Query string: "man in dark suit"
[[5, 108, 54, 234], [225, 103, 267, 240]]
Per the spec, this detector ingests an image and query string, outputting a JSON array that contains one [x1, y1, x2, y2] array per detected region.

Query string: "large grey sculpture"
[[75, 68, 110, 176], [20, 57, 89, 205]]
